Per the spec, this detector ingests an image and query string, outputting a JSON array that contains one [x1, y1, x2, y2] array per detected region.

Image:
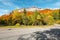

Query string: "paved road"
[[0, 25, 60, 40]]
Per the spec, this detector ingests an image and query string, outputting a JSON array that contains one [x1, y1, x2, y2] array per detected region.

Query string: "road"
[[0, 25, 60, 40]]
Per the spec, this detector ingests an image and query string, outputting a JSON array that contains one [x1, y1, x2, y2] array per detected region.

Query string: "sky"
[[0, 0, 60, 16]]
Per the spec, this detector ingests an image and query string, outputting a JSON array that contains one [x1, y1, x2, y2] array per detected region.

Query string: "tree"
[[32, 10, 41, 25], [0, 16, 7, 26], [38, 13, 48, 25], [7, 13, 12, 25], [59, 9, 60, 20], [52, 11, 59, 20], [45, 15, 54, 25], [12, 9, 22, 25], [22, 8, 29, 25]]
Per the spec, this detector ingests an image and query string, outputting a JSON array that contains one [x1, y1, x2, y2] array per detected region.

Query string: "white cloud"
[[0, 9, 8, 12], [0, 0, 20, 16], [0, 0, 19, 8], [3, 2, 13, 6], [0, 0, 14, 6], [54, 2, 60, 7], [0, 9, 10, 16]]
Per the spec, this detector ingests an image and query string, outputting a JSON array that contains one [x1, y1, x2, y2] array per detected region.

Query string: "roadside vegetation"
[[0, 8, 60, 28]]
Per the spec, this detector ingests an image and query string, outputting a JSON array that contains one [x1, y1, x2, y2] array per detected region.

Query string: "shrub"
[[15, 23, 20, 26], [56, 20, 60, 24]]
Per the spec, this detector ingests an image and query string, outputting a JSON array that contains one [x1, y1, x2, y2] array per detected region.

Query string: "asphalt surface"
[[0, 25, 60, 40]]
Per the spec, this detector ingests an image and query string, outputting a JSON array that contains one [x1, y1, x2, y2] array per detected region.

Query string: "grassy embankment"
[[0, 25, 54, 28]]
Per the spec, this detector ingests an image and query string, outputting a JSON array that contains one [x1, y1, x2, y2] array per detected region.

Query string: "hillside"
[[1, 7, 59, 16], [0, 7, 60, 26], [11, 8, 57, 16]]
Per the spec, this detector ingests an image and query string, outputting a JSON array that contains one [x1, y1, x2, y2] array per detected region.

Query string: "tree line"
[[0, 9, 60, 26]]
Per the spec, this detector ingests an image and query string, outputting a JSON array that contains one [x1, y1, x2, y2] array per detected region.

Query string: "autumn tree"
[[0, 15, 7, 26], [7, 13, 12, 25], [12, 9, 22, 25]]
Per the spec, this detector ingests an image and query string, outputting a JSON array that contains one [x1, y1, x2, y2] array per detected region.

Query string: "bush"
[[15, 23, 20, 26], [56, 20, 60, 24]]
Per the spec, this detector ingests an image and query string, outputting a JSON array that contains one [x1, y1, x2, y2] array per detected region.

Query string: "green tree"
[[0, 17, 7, 26], [39, 13, 48, 25], [52, 12, 59, 20], [22, 8, 29, 25], [32, 10, 41, 25], [59, 9, 60, 20], [46, 15, 54, 25]]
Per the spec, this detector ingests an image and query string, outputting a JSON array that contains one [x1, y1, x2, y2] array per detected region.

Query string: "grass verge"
[[0, 25, 53, 28]]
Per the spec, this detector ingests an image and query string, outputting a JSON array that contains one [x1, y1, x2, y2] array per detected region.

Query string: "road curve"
[[0, 25, 60, 40]]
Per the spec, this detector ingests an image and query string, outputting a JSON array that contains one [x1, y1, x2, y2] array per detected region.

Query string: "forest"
[[0, 8, 60, 26]]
